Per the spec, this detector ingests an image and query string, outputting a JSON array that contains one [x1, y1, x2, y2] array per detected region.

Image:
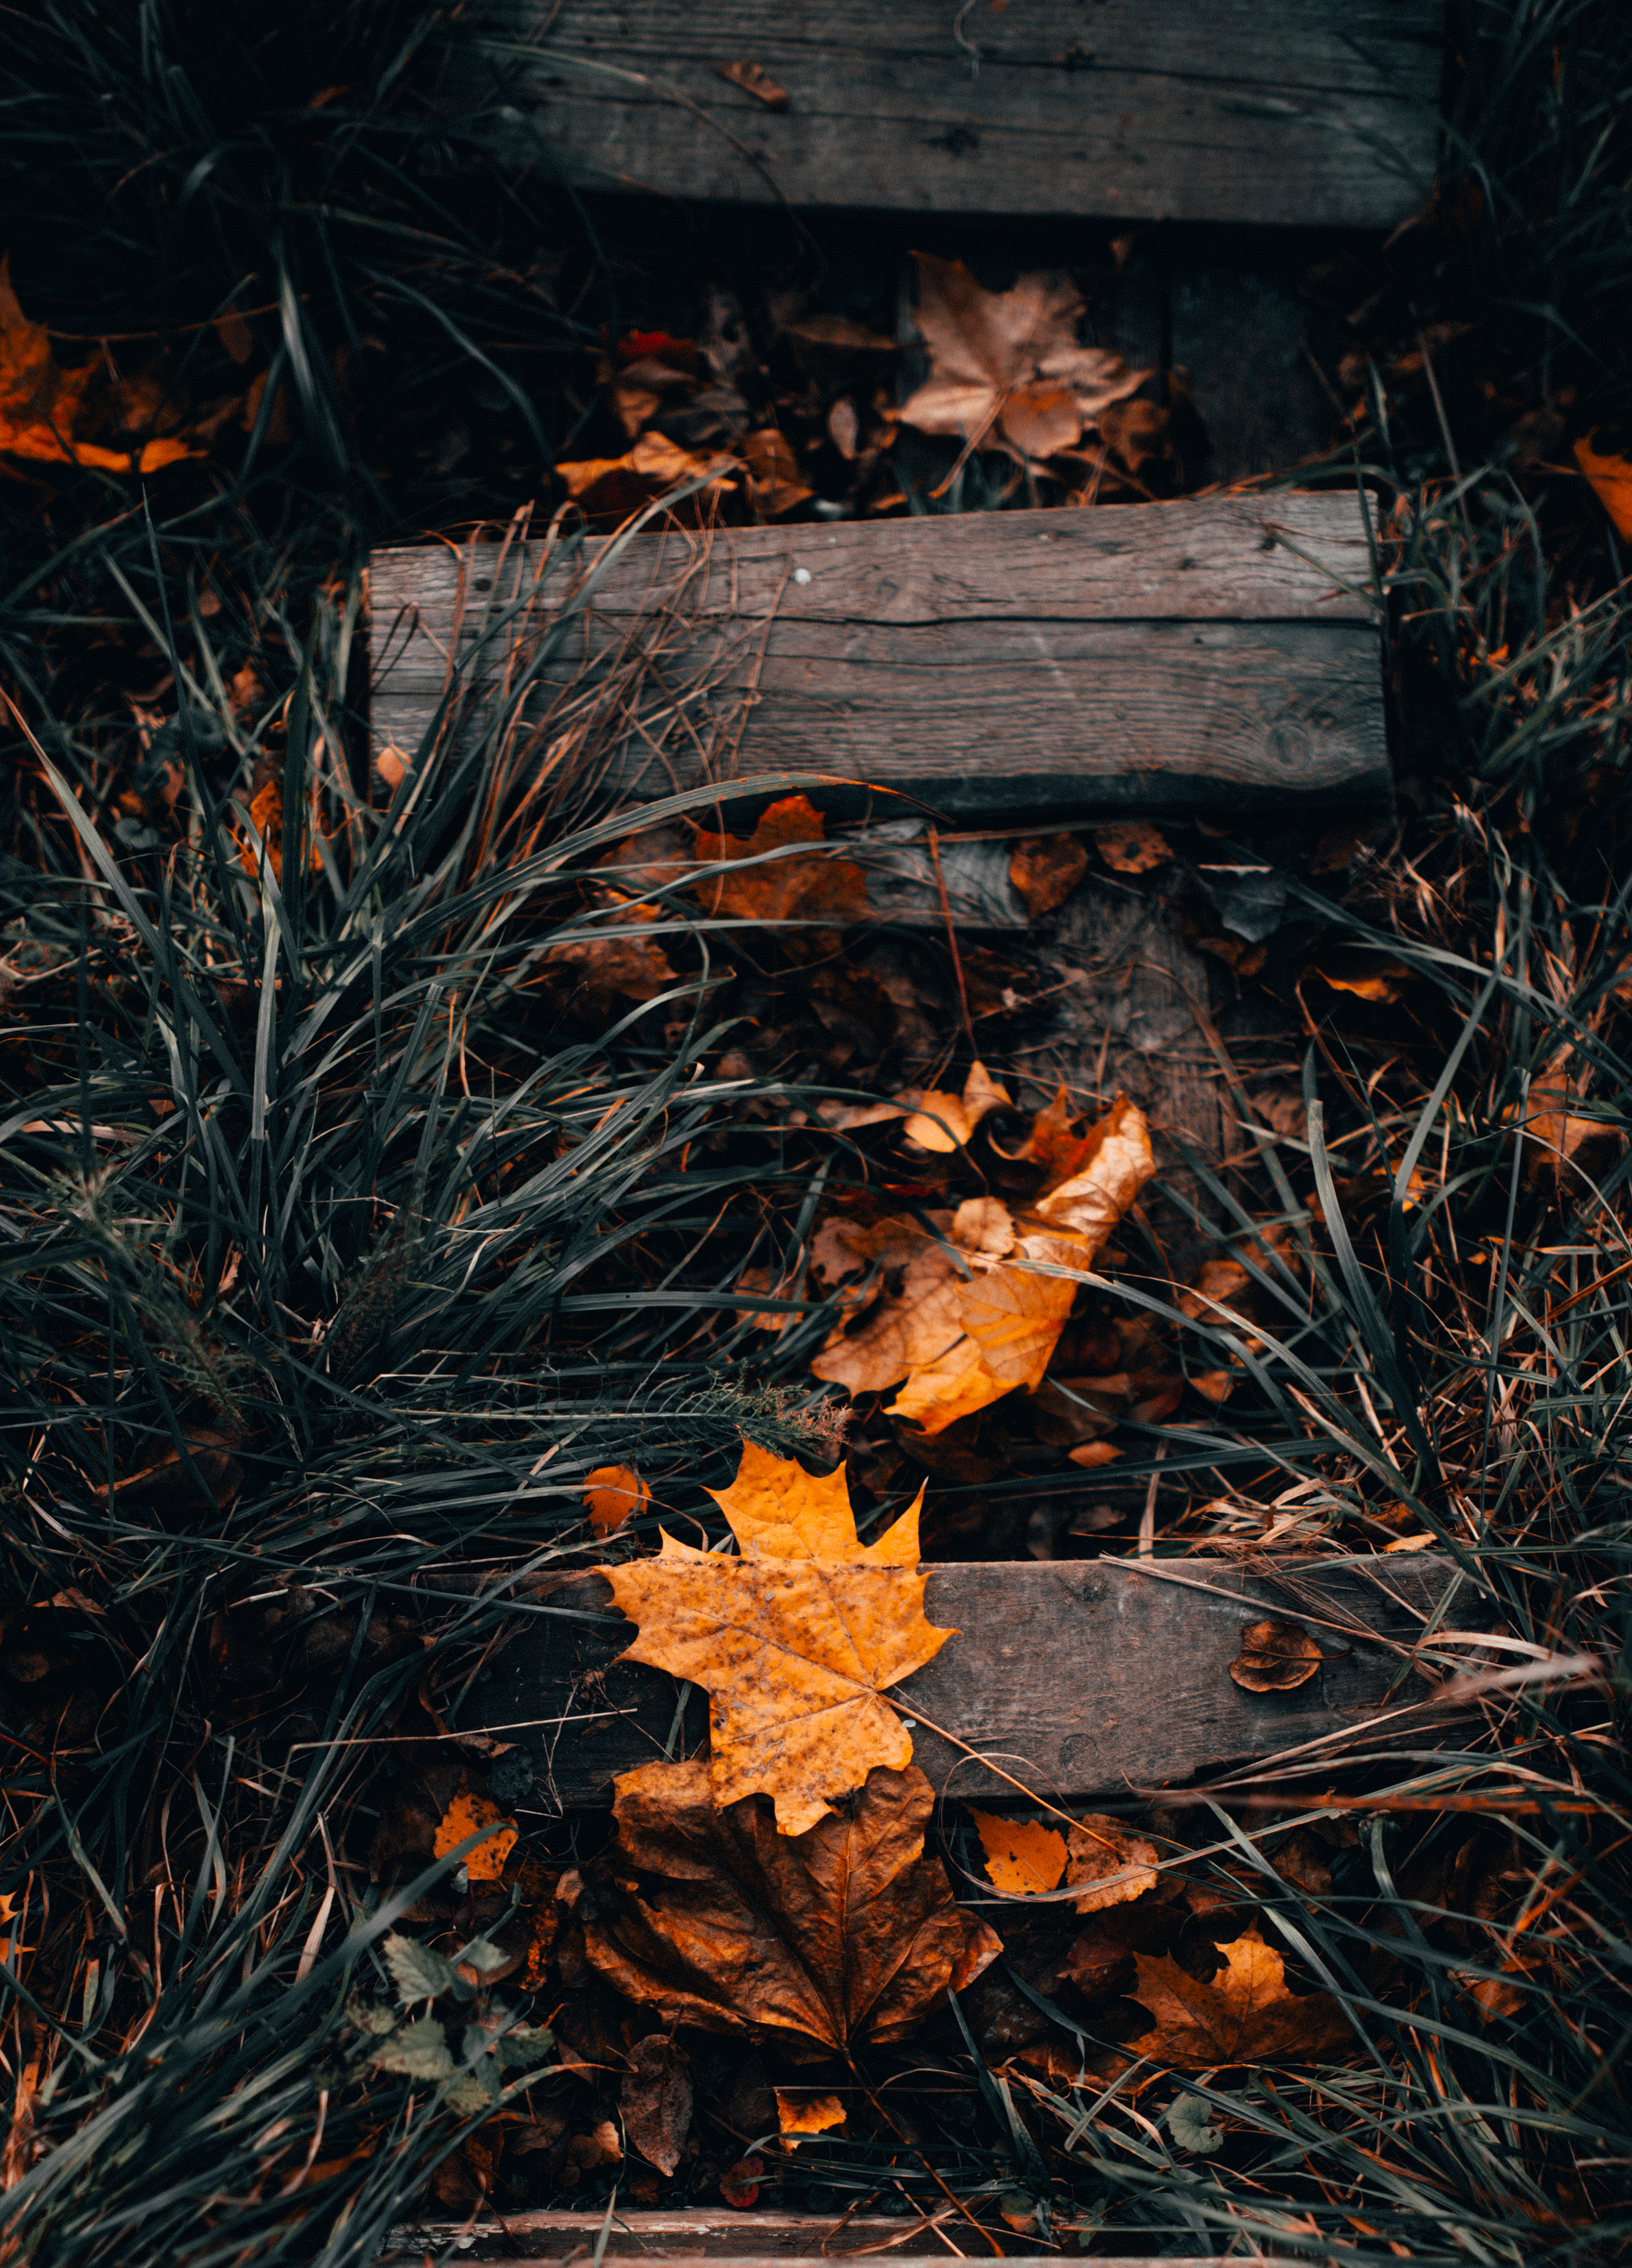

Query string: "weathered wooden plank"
[[368, 496, 1388, 822], [489, 1556, 1465, 1816], [488, 0, 1443, 230], [382, 2212, 1215, 2265]]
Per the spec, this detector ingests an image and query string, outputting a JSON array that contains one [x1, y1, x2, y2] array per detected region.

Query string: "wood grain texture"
[[380, 2213, 1212, 2265], [485, 0, 1443, 229], [489, 1556, 1465, 1815], [368, 497, 1389, 822]]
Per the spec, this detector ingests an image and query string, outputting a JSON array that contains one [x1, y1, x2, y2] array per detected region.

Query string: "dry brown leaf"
[[970, 1811, 1067, 1897], [1574, 432, 1632, 540], [740, 426, 813, 516], [1066, 1815, 1160, 1913], [900, 254, 1146, 465], [540, 928, 681, 1014], [1069, 1441, 1124, 1469], [1093, 822, 1172, 874], [1032, 1093, 1156, 1245], [601, 1442, 953, 1834], [901, 1059, 1013, 1152], [718, 59, 790, 108], [1230, 1618, 1323, 1693], [584, 1464, 650, 1536], [620, 2035, 692, 2174], [1520, 1069, 1623, 1192], [1010, 834, 1089, 920], [583, 1759, 1001, 2049], [776, 2089, 846, 2143], [555, 430, 738, 524], [694, 795, 869, 952], [433, 1776, 517, 1882], [1126, 1931, 1353, 2070], [811, 1097, 1154, 1435]]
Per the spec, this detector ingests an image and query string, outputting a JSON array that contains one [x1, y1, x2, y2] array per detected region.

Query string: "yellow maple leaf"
[[601, 1442, 956, 1835]]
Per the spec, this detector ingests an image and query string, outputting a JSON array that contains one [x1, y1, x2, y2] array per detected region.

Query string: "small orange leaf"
[[584, 1464, 651, 1535], [776, 2089, 846, 2143], [1009, 834, 1088, 920], [693, 795, 869, 952], [433, 1776, 517, 1881], [969, 1810, 1068, 1896], [719, 60, 790, 109], [1094, 821, 1171, 873], [1068, 1440, 1123, 1468], [1229, 1618, 1323, 1693], [1574, 433, 1632, 540]]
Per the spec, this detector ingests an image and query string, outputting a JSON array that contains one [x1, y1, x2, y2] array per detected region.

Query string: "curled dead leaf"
[[541, 927, 681, 1014], [584, 1464, 650, 1536], [583, 1759, 1001, 2050], [718, 59, 790, 108], [601, 1442, 953, 1834], [556, 430, 738, 525], [1229, 1618, 1324, 1693], [901, 1059, 1012, 1152], [740, 426, 813, 517]]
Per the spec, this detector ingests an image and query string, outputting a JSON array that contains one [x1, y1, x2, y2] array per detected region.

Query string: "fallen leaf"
[[621, 2035, 692, 2174], [776, 2088, 846, 2143], [1229, 1618, 1323, 1693], [1032, 1093, 1156, 1245], [720, 2156, 765, 2207], [0, 257, 197, 474], [1574, 432, 1632, 540], [1093, 822, 1172, 874], [811, 1096, 1154, 1435], [901, 1059, 1012, 1152], [719, 60, 790, 109], [1066, 1815, 1160, 1913], [568, 2120, 623, 2172], [1096, 398, 1175, 481], [1068, 1440, 1123, 1469], [540, 928, 681, 1015], [600, 1441, 954, 1832], [583, 1757, 1001, 2046], [998, 2195, 1038, 2236], [1519, 1069, 1623, 1193], [740, 426, 814, 516], [900, 254, 1146, 465], [1312, 969, 1399, 1003], [1010, 834, 1089, 920], [1126, 1930, 1352, 2070], [433, 1776, 517, 1882], [734, 1265, 797, 1332], [970, 1811, 1067, 1896], [694, 795, 869, 954], [585, 1464, 651, 1536], [1169, 2093, 1225, 2153], [555, 430, 738, 525]]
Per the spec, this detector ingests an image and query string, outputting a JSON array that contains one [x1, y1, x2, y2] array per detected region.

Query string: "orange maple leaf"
[[693, 795, 869, 954], [1126, 1930, 1353, 2070], [600, 1442, 955, 1834]]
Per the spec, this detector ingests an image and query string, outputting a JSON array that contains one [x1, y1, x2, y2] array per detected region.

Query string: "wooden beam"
[[381, 2211, 1218, 2263], [368, 495, 1388, 824], [488, 1556, 1465, 1816], [484, 1, 1444, 230]]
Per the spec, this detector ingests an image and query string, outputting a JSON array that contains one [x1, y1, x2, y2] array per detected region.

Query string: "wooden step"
[[484, 0, 1444, 230], [488, 1556, 1463, 1815], [367, 494, 1387, 825], [381, 2211, 1219, 2263]]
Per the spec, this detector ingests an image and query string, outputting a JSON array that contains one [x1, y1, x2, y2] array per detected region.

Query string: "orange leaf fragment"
[[556, 430, 738, 525], [718, 60, 790, 109], [969, 1810, 1068, 1896], [1094, 821, 1172, 874], [584, 1463, 650, 1535], [433, 1776, 517, 1882], [1010, 834, 1088, 920], [776, 2089, 846, 2143], [1066, 1815, 1160, 1913], [900, 1059, 1011, 1152], [600, 1442, 955, 1834], [1574, 433, 1632, 540]]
